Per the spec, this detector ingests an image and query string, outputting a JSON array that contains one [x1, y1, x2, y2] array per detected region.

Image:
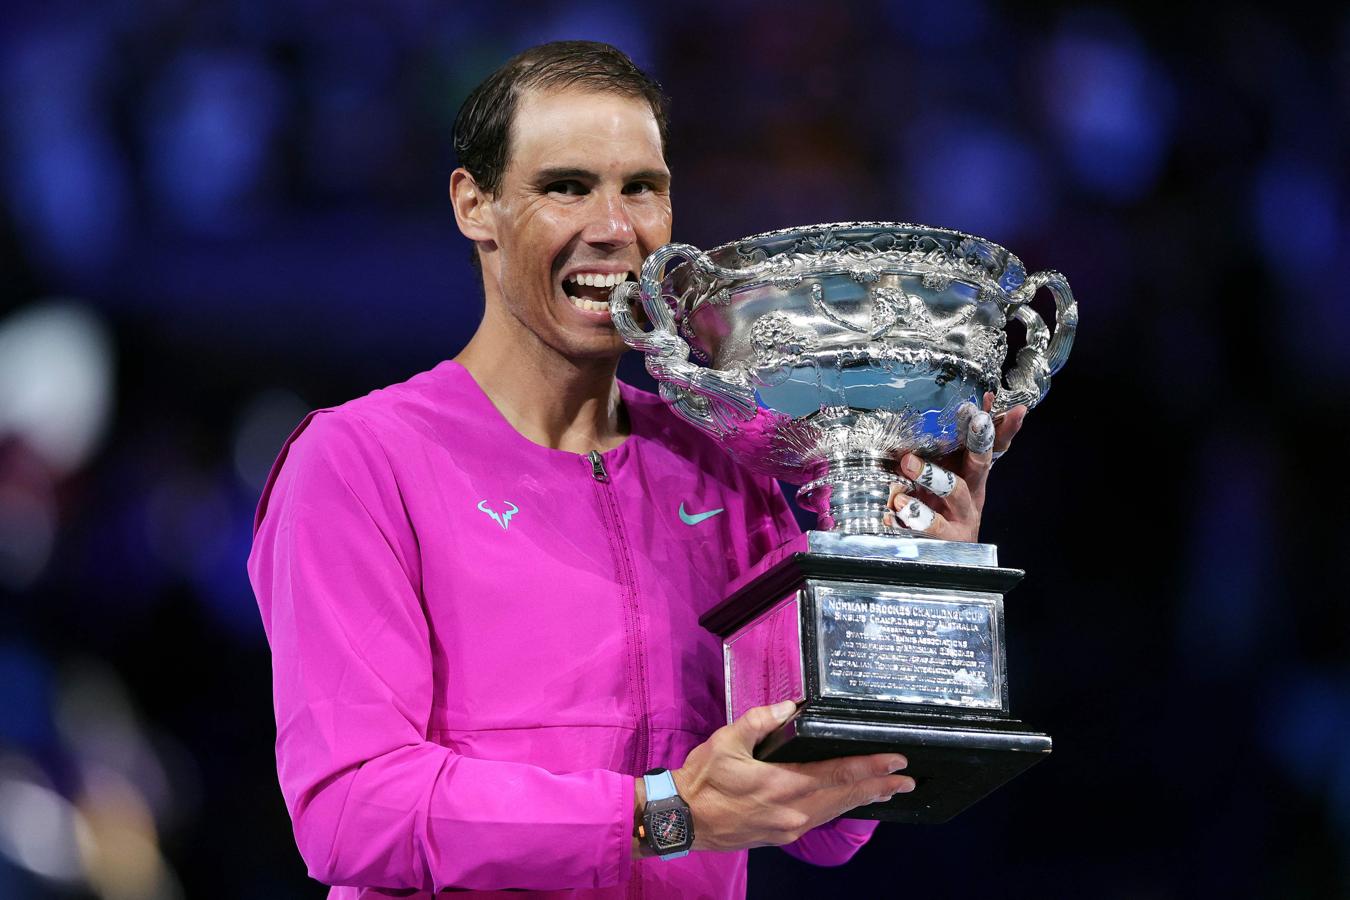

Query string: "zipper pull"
[[587, 450, 609, 482]]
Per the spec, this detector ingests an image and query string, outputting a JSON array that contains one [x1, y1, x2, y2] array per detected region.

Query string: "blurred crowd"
[[1, 1, 1347, 897]]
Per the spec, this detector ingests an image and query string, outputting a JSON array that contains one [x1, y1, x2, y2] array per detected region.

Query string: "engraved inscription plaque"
[[814, 582, 1003, 710]]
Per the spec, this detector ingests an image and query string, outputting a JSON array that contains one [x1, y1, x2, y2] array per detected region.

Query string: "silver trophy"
[[611, 222, 1076, 823]]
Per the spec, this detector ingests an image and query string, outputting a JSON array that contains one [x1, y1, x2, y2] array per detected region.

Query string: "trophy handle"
[[994, 269, 1078, 413], [610, 244, 757, 434]]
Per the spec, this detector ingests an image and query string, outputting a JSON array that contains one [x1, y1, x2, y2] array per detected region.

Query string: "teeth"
[[569, 297, 611, 312], [567, 272, 633, 287]]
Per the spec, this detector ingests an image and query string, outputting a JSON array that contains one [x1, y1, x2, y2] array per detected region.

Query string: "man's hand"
[[670, 701, 914, 852], [885, 392, 1026, 543]]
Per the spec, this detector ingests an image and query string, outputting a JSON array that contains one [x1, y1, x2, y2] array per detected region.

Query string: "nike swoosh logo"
[[679, 503, 725, 526]]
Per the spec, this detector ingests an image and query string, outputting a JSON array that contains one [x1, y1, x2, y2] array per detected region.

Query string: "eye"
[[623, 181, 654, 195], [545, 180, 588, 196]]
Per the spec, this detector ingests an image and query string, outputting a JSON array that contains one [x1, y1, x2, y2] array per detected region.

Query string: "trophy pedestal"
[[700, 531, 1051, 824], [751, 708, 1050, 824]]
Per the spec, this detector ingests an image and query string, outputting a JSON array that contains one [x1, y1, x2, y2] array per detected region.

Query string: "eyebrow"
[[533, 167, 671, 186]]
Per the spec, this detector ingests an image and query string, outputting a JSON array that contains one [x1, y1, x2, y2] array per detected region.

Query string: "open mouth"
[[561, 271, 635, 312]]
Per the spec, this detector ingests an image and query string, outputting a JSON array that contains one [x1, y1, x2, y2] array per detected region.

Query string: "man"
[[249, 41, 1022, 898]]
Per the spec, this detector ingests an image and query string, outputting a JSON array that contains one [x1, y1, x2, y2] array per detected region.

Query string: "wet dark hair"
[[452, 40, 670, 198]]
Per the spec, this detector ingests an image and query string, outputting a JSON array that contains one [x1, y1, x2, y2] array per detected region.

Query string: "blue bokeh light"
[[881, 0, 991, 48], [0, 643, 55, 750], [1039, 16, 1176, 202], [1, 26, 131, 271], [899, 115, 1050, 242], [142, 49, 284, 232]]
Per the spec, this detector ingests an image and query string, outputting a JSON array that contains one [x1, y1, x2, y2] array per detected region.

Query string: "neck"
[[455, 304, 628, 454]]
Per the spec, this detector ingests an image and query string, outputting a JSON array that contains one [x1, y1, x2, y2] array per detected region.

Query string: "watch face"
[[649, 807, 691, 851]]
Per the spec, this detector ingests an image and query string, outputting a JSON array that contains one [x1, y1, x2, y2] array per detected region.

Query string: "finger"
[[820, 773, 917, 817], [900, 454, 981, 527], [898, 453, 956, 498], [775, 750, 908, 797], [727, 700, 798, 752], [821, 752, 910, 786], [780, 758, 916, 818], [887, 492, 944, 535], [957, 401, 996, 456], [992, 404, 1026, 456], [865, 774, 917, 804], [954, 401, 997, 503]]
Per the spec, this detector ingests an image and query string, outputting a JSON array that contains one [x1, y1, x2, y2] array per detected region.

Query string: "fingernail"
[[897, 778, 917, 793], [770, 700, 796, 722], [886, 755, 907, 772], [900, 454, 921, 478]]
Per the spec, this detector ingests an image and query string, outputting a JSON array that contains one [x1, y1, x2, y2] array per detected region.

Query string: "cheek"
[[495, 200, 570, 251], [520, 208, 585, 260], [633, 203, 673, 245]]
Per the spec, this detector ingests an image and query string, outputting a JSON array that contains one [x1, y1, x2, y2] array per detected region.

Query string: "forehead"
[[506, 87, 667, 176]]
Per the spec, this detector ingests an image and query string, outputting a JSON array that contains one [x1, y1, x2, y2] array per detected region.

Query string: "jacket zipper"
[[586, 450, 651, 781], [587, 450, 609, 482]]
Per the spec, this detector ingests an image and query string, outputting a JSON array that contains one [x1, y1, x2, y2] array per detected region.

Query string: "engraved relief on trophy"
[[805, 281, 935, 340], [748, 311, 819, 369], [964, 326, 1009, 377]]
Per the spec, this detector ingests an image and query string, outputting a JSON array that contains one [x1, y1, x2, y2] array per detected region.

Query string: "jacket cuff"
[[606, 773, 636, 886]]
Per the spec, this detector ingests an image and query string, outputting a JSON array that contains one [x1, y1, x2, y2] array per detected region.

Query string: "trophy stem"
[[796, 452, 914, 535]]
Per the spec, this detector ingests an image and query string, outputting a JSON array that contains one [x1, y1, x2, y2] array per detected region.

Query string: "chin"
[[564, 341, 628, 363], [536, 324, 625, 362]]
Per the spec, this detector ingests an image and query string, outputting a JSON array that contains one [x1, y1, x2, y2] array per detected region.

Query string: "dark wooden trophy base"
[[700, 533, 1051, 824]]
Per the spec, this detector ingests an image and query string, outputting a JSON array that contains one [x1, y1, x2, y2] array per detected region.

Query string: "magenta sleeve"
[[248, 413, 635, 892], [780, 816, 879, 866]]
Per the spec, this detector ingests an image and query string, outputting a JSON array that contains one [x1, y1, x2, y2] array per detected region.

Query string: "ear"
[[449, 168, 496, 247]]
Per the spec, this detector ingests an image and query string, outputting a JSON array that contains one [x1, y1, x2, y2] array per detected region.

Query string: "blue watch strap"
[[643, 769, 679, 802], [641, 769, 690, 860]]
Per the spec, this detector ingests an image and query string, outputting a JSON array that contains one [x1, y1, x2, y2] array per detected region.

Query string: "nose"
[[581, 191, 635, 249]]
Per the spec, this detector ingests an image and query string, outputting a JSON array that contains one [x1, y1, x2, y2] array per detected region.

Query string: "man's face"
[[479, 87, 672, 360]]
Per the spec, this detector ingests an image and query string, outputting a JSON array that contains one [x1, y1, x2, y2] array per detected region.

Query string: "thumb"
[[728, 700, 797, 751]]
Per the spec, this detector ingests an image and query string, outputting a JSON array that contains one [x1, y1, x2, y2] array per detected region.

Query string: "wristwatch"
[[639, 768, 694, 859]]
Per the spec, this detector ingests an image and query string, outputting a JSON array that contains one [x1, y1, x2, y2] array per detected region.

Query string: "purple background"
[[1, 1, 1347, 896]]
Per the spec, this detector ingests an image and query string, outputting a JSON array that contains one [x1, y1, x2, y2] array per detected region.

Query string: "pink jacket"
[[248, 361, 876, 898]]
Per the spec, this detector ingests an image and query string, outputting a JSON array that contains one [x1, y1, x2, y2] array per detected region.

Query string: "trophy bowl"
[[610, 222, 1077, 823], [610, 222, 1076, 535]]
